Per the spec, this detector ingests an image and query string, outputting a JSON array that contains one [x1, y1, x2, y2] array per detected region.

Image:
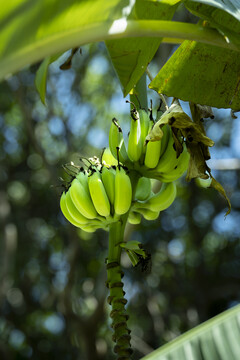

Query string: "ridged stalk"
[[107, 219, 132, 360]]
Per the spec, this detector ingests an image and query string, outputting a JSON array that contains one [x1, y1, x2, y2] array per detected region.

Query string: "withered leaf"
[[210, 177, 231, 217]]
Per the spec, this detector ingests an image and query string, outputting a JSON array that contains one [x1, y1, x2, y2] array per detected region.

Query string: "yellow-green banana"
[[65, 190, 92, 224], [88, 169, 111, 217], [114, 166, 132, 215], [128, 111, 143, 162], [154, 130, 177, 174], [157, 148, 190, 182], [70, 174, 98, 219], [144, 140, 162, 169], [139, 109, 150, 150], [128, 211, 141, 225], [135, 177, 152, 201], [159, 124, 170, 157], [60, 192, 82, 228], [135, 182, 176, 212], [102, 147, 118, 167], [101, 166, 115, 205], [136, 208, 160, 221], [109, 118, 128, 162]]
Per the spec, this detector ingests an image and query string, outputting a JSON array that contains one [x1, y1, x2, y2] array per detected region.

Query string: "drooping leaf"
[[149, 40, 240, 110], [35, 53, 62, 105], [105, 0, 181, 96], [210, 177, 231, 216], [142, 304, 240, 360]]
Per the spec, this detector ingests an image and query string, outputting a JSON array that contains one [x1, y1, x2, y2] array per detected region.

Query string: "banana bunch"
[[108, 104, 189, 183], [60, 162, 132, 232]]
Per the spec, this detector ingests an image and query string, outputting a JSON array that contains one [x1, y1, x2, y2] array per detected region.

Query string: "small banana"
[[154, 129, 177, 174], [60, 192, 82, 228], [101, 166, 115, 205], [128, 110, 143, 162], [134, 182, 176, 213], [136, 207, 160, 221], [109, 118, 128, 162], [139, 109, 150, 150], [70, 175, 98, 219], [88, 169, 111, 217], [144, 140, 162, 169], [128, 211, 142, 225], [114, 166, 132, 215], [102, 147, 118, 167], [65, 190, 92, 224], [135, 177, 152, 201], [157, 148, 190, 182], [159, 124, 170, 157]]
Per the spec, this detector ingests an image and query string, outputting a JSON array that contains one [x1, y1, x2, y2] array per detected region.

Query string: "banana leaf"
[[142, 304, 240, 360]]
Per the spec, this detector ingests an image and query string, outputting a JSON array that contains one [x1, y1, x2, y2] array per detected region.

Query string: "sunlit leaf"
[[105, 0, 181, 96], [149, 40, 240, 110], [142, 304, 240, 360]]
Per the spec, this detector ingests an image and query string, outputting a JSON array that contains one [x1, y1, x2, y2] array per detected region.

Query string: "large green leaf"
[[149, 40, 240, 110], [142, 304, 240, 360], [184, 0, 240, 44], [0, 0, 238, 82], [105, 0, 181, 96], [0, 0, 129, 80]]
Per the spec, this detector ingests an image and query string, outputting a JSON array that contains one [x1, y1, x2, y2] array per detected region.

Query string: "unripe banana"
[[60, 192, 82, 228], [154, 129, 177, 173], [70, 177, 98, 219], [139, 109, 150, 149], [114, 166, 132, 215], [135, 182, 176, 213], [88, 169, 111, 217], [109, 118, 128, 162], [65, 190, 92, 224], [157, 148, 190, 182], [144, 140, 162, 169], [101, 166, 115, 205], [102, 147, 118, 167], [128, 111, 143, 162], [128, 211, 142, 225], [136, 208, 160, 221], [159, 124, 170, 157], [81, 224, 106, 233], [135, 177, 152, 201]]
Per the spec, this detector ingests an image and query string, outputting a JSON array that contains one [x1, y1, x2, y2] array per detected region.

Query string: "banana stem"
[[107, 218, 132, 360]]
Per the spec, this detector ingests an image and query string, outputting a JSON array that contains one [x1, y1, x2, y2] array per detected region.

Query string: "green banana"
[[136, 208, 160, 221], [70, 175, 98, 219], [159, 124, 170, 157], [139, 109, 150, 149], [134, 182, 177, 213], [88, 169, 111, 217], [144, 140, 162, 169], [157, 148, 190, 182], [65, 190, 92, 224], [60, 192, 82, 228], [128, 110, 143, 162], [109, 118, 128, 162], [128, 211, 141, 225], [154, 129, 177, 174], [135, 177, 152, 201], [114, 166, 132, 215], [101, 166, 115, 205], [102, 147, 118, 167]]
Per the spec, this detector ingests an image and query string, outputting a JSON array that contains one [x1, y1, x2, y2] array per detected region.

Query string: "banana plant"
[[1, 1, 240, 359]]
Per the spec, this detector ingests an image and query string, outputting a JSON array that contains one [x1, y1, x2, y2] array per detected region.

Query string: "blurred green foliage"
[[0, 40, 240, 360]]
